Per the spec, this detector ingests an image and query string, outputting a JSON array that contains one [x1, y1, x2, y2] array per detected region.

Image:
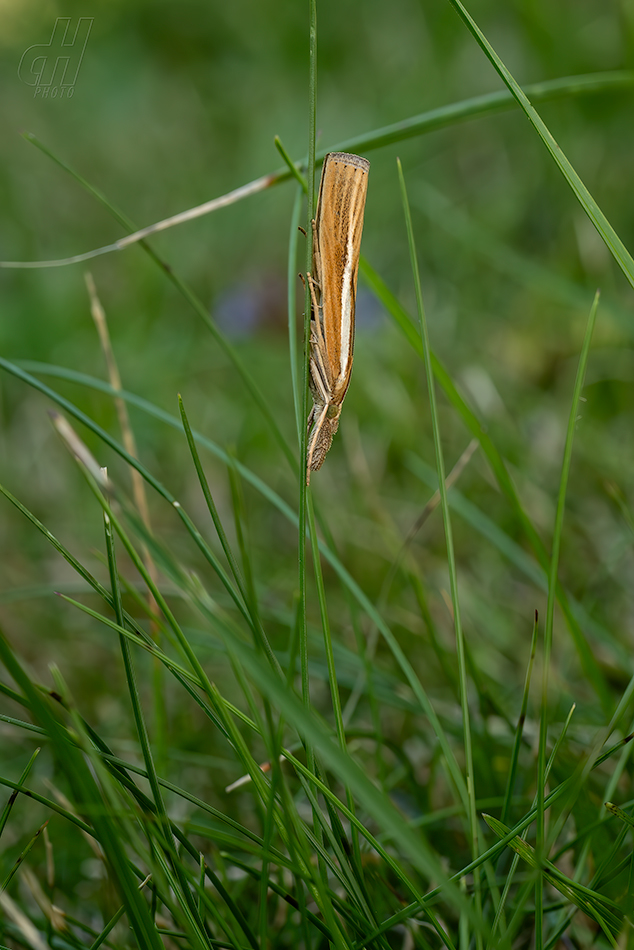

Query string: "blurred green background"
[[1, 0, 634, 919]]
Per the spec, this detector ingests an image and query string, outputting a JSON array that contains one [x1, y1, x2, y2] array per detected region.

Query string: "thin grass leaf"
[[179, 395, 281, 677], [483, 814, 622, 944], [0, 748, 40, 843], [351, 732, 632, 949], [490, 703, 577, 947], [226, 451, 261, 635], [287, 184, 305, 445], [536, 291, 599, 944], [297, 0, 318, 803], [20, 140, 296, 472], [0, 628, 164, 950], [445, 0, 634, 293], [102, 513, 217, 947], [501, 611, 539, 825], [304, 495, 387, 940], [275, 136, 308, 193], [329, 71, 634, 157], [361, 258, 612, 711], [215, 633, 472, 923], [0, 820, 47, 894], [605, 802, 634, 830], [88, 904, 127, 950], [4, 73, 631, 272], [398, 157, 483, 944], [0, 359, 472, 829]]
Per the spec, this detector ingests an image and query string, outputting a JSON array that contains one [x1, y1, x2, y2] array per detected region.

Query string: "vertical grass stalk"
[[397, 157, 482, 945], [536, 290, 599, 947]]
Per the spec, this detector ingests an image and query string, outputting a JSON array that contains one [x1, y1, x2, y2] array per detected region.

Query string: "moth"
[[306, 151, 370, 484]]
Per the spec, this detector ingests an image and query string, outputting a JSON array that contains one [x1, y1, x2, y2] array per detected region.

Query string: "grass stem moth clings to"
[[306, 151, 370, 484]]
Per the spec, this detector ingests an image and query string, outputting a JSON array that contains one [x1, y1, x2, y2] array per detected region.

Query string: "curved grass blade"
[[19, 136, 296, 471], [328, 71, 634, 158], [2, 72, 630, 271], [445, 0, 634, 293]]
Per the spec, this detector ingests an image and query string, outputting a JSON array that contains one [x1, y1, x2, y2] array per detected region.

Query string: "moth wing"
[[315, 153, 369, 403]]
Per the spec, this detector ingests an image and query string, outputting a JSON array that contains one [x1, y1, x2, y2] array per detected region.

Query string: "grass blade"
[[445, 0, 634, 293], [0, 628, 164, 950], [398, 157, 482, 944], [536, 291, 599, 945], [361, 258, 612, 711]]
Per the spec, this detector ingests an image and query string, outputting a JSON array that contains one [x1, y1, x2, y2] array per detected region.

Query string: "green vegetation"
[[1, 1, 634, 947]]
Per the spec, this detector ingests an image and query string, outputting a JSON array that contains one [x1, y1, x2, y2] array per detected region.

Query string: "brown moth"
[[306, 151, 370, 484]]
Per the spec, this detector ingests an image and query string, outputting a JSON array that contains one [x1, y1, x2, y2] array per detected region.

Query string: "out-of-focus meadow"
[[1, 0, 634, 943]]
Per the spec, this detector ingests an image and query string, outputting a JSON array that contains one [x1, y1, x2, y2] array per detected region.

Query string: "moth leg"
[[311, 218, 323, 290], [307, 272, 326, 347], [310, 339, 332, 397], [306, 352, 331, 483], [306, 400, 330, 484], [307, 354, 329, 431]]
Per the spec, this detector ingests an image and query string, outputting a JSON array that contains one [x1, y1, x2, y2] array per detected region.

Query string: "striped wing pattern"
[[307, 152, 370, 482]]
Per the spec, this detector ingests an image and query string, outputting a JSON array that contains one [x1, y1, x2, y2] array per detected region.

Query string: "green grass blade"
[[102, 512, 181, 881], [398, 157, 482, 943], [325, 71, 634, 157], [483, 814, 622, 944], [287, 184, 305, 443], [179, 396, 282, 674], [0, 361, 506, 830], [361, 258, 611, 711], [0, 359, 269, 644], [18, 71, 634, 233], [21, 134, 296, 472], [445, 0, 634, 293], [359, 734, 632, 947], [536, 291, 599, 944], [604, 802, 634, 830], [88, 904, 127, 950], [501, 611, 539, 825], [300, 0, 318, 725], [0, 775, 94, 836], [0, 628, 164, 950], [178, 395, 247, 600], [0, 748, 40, 842], [275, 135, 308, 193], [226, 452, 260, 631], [307, 496, 345, 751], [0, 820, 47, 893]]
